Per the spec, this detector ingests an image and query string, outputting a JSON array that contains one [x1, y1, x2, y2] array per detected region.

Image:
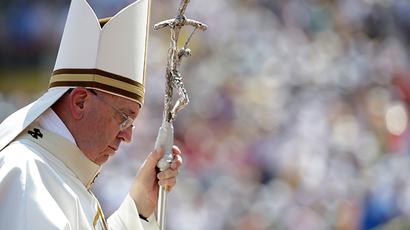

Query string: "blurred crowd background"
[[1, 0, 410, 229]]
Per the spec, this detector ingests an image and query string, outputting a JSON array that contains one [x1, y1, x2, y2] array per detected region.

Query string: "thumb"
[[143, 146, 163, 170]]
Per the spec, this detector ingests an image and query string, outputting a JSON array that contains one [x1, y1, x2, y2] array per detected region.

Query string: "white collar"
[[37, 108, 77, 145]]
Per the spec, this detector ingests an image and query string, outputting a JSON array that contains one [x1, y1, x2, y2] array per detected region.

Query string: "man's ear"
[[69, 88, 89, 120]]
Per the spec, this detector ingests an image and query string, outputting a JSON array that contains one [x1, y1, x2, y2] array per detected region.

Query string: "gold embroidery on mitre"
[[49, 68, 145, 105]]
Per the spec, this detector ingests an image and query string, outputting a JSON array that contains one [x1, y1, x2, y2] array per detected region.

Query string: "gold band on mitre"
[[49, 68, 145, 105]]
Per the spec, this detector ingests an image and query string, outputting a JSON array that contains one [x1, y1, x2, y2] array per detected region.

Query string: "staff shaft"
[[157, 186, 168, 230]]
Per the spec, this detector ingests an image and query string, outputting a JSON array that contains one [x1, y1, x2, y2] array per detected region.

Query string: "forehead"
[[102, 91, 141, 116], [117, 97, 140, 116]]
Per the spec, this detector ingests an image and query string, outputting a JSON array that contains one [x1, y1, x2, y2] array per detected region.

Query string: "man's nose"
[[117, 126, 133, 143]]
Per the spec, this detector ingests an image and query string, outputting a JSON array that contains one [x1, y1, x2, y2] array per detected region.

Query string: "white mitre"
[[0, 0, 151, 151]]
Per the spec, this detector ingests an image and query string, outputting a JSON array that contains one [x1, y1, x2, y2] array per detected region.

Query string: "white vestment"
[[0, 121, 158, 229]]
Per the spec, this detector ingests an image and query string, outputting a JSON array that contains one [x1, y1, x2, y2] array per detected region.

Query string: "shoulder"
[[0, 139, 49, 179], [0, 140, 46, 200], [0, 138, 77, 185], [0, 139, 45, 165]]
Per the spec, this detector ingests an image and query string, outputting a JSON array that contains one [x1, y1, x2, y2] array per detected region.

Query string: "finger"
[[143, 146, 163, 170], [158, 177, 177, 188], [172, 145, 181, 155], [157, 168, 180, 180], [170, 154, 182, 170]]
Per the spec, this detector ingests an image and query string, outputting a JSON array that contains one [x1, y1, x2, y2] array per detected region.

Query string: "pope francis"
[[0, 0, 183, 229]]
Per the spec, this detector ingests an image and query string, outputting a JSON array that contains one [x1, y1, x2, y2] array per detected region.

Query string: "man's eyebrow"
[[120, 108, 136, 115]]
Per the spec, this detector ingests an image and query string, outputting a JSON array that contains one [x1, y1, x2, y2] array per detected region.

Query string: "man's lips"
[[109, 146, 118, 152]]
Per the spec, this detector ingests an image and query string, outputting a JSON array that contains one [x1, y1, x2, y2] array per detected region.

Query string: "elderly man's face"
[[78, 90, 141, 165]]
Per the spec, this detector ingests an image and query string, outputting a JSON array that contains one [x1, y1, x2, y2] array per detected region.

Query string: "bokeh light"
[[386, 103, 407, 136]]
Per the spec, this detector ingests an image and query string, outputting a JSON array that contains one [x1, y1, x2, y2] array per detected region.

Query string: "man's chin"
[[94, 155, 109, 165], [90, 147, 116, 165]]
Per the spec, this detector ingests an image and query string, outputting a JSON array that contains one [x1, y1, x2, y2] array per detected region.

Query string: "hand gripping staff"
[[153, 0, 207, 229]]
